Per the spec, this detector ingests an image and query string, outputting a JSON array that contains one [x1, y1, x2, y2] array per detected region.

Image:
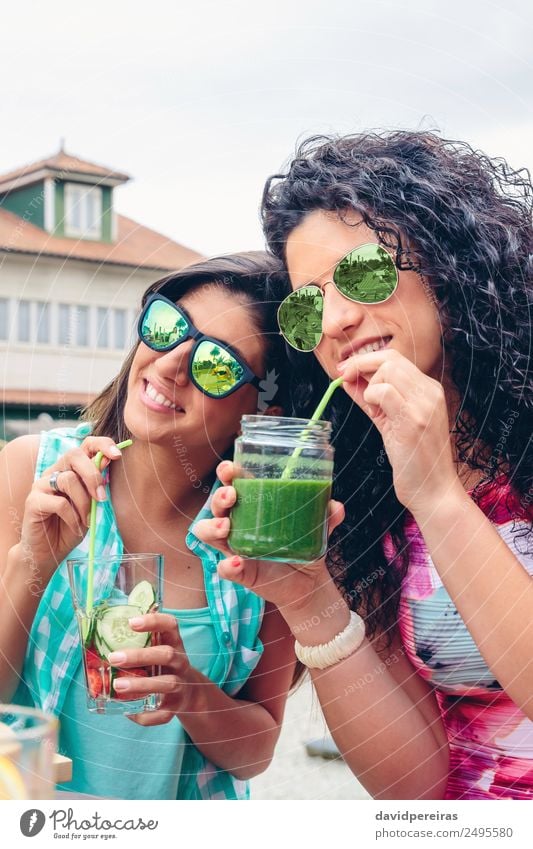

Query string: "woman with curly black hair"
[[196, 131, 533, 800]]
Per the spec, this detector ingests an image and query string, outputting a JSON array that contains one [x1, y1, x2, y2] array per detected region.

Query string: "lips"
[[339, 335, 392, 364], [141, 379, 184, 413]]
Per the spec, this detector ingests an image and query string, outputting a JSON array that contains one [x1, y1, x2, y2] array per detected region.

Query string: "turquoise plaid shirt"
[[18, 423, 265, 800]]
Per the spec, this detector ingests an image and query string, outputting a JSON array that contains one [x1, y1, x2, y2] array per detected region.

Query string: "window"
[[97, 307, 109, 348], [0, 299, 8, 340], [17, 301, 30, 342], [113, 308, 126, 349], [75, 305, 89, 346], [64, 183, 102, 240], [58, 303, 71, 344], [36, 302, 50, 344]]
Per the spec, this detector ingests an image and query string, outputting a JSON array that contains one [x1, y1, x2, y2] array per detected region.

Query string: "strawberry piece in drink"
[[87, 667, 110, 699], [112, 668, 149, 700]]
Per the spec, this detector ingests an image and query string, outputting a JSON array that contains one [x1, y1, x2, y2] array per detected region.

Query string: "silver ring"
[[49, 470, 63, 493]]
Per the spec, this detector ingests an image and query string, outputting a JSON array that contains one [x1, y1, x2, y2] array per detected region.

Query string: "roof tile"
[[0, 150, 130, 186], [0, 208, 202, 271]]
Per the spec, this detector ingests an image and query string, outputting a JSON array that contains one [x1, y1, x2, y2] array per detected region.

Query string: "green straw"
[[86, 439, 133, 616], [280, 377, 344, 481]]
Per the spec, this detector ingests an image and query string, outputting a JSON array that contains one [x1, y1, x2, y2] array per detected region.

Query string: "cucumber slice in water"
[[127, 580, 156, 614], [95, 604, 151, 653]]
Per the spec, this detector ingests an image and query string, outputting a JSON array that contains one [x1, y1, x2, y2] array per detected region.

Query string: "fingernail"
[[220, 490, 228, 501], [337, 361, 347, 372], [113, 679, 129, 691], [109, 447, 122, 457], [128, 617, 144, 627], [216, 519, 225, 529], [86, 513, 91, 526], [231, 556, 241, 568], [96, 485, 107, 501], [108, 652, 126, 663]]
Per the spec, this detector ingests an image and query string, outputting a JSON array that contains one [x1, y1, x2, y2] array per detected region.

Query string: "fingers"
[[45, 470, 92, 528], [210, 485, 236, 518], [337, 346, 406, 382], [108, 643, 187, 670], [216, 460, 236, 486], [113, 673, 184, 697], [363, 382, 405, 420], [59, 449, 108, 500], [203, 481, 236, 557], [128, 612, 184, 649], [80, 436, 124, 464], [128, 709, 174, 726], [193, 517, 232, 556], [217, 555, 257, 589], [28, 491, 86, 537], [41, 437, 124, 503]]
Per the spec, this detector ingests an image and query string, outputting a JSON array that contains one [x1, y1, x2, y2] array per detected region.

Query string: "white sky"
[[2, 0, 533, 256]]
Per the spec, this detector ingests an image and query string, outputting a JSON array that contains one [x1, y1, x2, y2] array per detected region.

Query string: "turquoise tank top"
[[15, 424, 265, 800], [57, 607, 218, 799]]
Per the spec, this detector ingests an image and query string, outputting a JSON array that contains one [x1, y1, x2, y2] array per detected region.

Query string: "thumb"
[[327, 499, 345, 536]]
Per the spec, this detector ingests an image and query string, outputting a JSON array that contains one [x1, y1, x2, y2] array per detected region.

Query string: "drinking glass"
[[67, 554, 163, 715], [0, 705, 57, 799]]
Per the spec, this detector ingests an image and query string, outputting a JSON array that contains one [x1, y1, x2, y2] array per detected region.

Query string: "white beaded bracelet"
[[294, 611, 366, 670]]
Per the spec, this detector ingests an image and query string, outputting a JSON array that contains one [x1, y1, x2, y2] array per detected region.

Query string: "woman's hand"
[[108, 612, 194, 726], [193, 461, 345, 621], [338, 348, 461, 513], [19, 436, 124, 572]]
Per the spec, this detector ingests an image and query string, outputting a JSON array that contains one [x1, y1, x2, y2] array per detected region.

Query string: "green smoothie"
[[228, 477, 332, 562]]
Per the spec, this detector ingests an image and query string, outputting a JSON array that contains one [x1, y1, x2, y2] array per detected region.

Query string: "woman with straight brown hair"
[[0, 252, 297, 800]]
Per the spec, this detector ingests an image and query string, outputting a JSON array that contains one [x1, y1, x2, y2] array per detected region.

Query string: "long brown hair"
[[82, 251, 290, 438]]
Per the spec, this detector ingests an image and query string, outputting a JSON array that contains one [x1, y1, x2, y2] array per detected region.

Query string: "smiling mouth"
[[143, 380, 183, 411], [340, 336, 392, 362], [355, 336, 392, 355]]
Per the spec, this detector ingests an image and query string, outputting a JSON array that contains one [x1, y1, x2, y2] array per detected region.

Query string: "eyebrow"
[[177, 300, 248, 361]]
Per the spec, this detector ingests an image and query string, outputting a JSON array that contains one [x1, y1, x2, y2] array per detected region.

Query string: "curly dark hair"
[[261, 131, 533, 643]]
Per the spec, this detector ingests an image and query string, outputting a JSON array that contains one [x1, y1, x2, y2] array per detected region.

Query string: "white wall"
[[0, 253, 162, 396]]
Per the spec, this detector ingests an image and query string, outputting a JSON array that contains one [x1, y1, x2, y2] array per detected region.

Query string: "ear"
[[261, 405, 284, 417]]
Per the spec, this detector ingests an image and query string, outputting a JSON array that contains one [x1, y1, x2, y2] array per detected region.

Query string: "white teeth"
[[145, 381, 177, 409], [357, 338, 390, 355]]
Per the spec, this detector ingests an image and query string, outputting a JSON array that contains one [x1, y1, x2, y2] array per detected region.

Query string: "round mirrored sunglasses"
[[277, 243, 398, 352]]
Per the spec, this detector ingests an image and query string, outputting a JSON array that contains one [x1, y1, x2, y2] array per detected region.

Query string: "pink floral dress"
[[386, 478, 533, 799]]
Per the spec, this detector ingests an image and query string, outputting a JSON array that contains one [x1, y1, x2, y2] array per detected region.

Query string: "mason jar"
[[228, 415, 334, 563]]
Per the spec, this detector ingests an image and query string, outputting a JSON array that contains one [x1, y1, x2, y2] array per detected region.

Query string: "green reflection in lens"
[[278, 286, 323, 352], [191, 339, 244, 396], [142, 300, 189, 348], [333, 244, 397, 303]]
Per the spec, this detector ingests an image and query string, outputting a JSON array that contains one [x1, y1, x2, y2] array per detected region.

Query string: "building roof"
[[0, 207, 202, 271], [0, 149, 130, 192]]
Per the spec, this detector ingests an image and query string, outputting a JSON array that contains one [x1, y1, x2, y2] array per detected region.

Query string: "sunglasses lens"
[[191, 340, 244, 397], [333, 244, 398, 303], [278, 286, 323, 352], [141, 299, 189, 350]]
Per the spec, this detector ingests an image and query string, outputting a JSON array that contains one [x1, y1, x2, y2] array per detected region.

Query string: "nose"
[[320, 281, 366, 341], [153, 339, 193, 386]]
